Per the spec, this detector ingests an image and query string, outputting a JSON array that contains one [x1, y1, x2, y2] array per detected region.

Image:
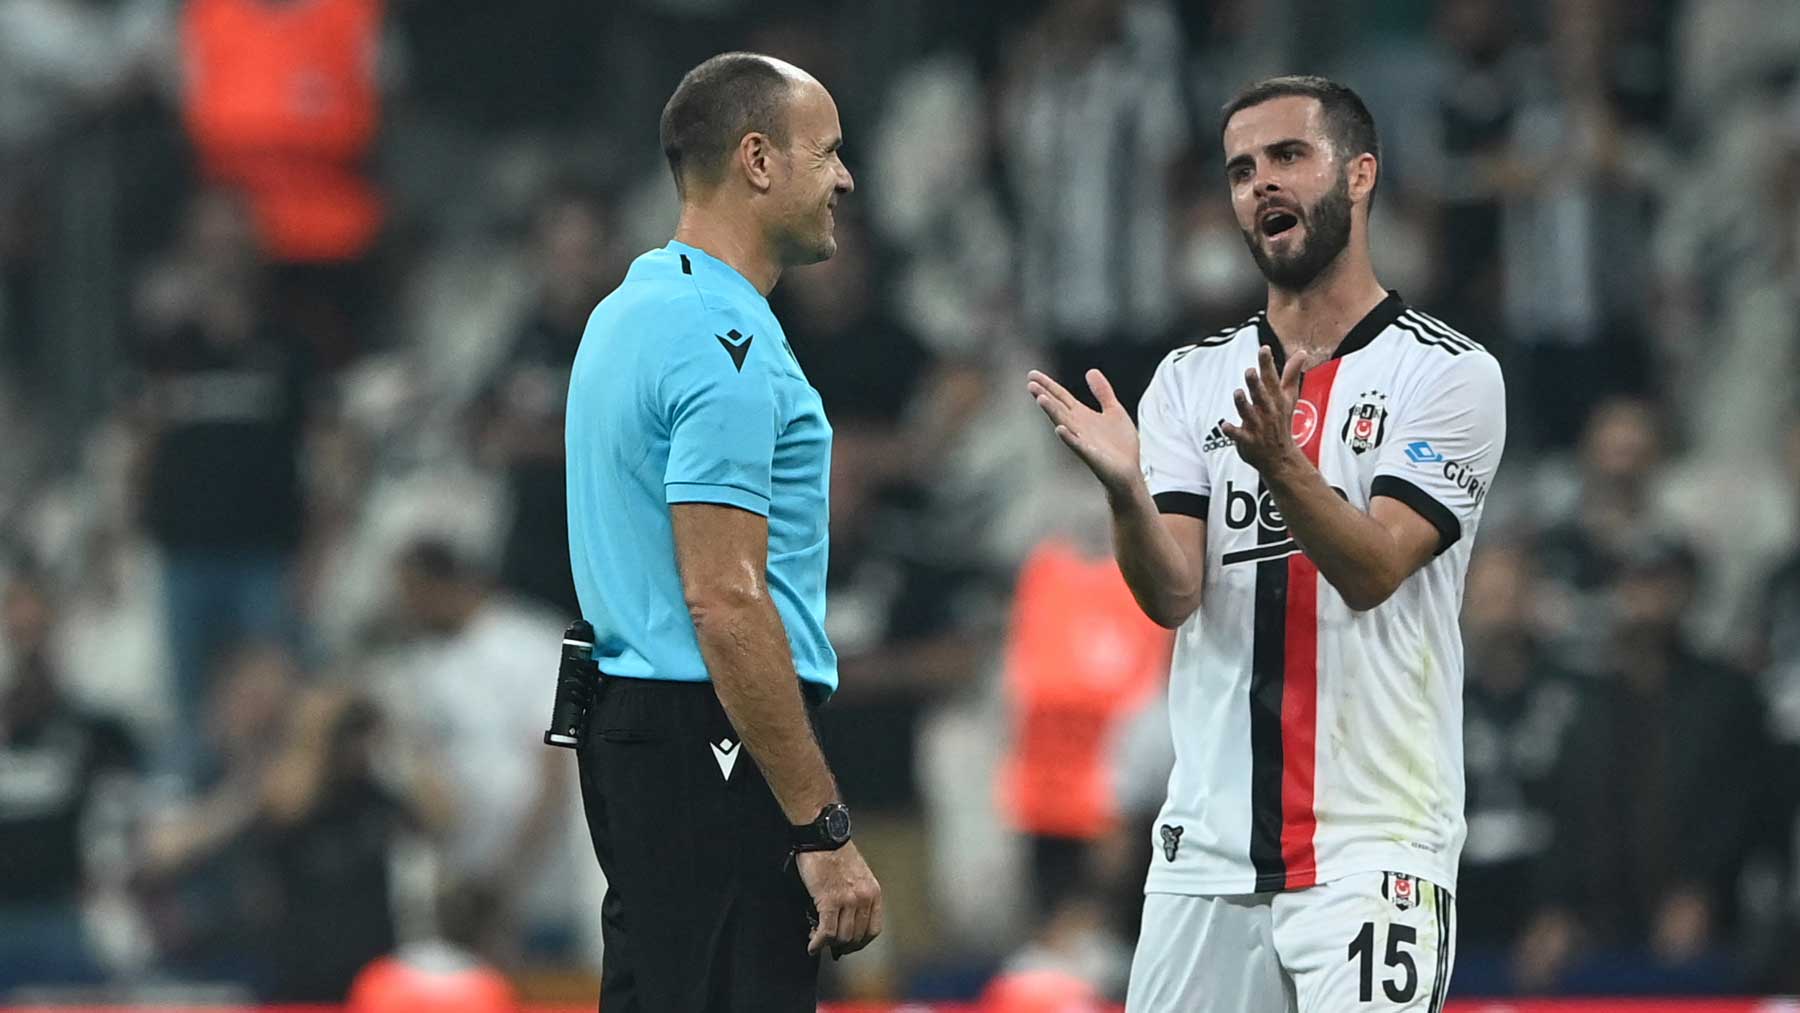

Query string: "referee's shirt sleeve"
[[1138, 352, 1211, 520], [1370, 351, 1507, 555], [660, 323, 781, 516]]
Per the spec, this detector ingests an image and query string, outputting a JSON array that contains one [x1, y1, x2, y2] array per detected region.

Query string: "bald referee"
[[564, 53, 879, 1012]]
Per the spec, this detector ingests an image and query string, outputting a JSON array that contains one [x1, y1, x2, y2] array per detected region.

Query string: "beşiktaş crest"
[[1341, 390, 1389, 455]]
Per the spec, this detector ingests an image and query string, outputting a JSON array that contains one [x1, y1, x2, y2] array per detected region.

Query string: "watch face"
[[824, 806, 852, 842]]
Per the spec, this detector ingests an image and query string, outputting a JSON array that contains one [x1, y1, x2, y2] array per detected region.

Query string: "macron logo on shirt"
[[716, 329, 754, 371], [711, 738, 741, 781]]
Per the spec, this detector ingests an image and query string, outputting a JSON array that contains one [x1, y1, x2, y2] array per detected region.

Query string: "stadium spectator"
[[139, 655, 427, 1001], [997, 0, 1192, 415], [1458, 544, 1582, 951], [0, 0, 172, 390], [178, 0, 387, 367], [256, 685, 418, 1000], [1533, 395, 1678, 675], [129, 188, 314, 787], [1378, 0, 1526, 330], [136, 642, 303, 992], [863, 47, 1016, 363], [1179, 0, 1291, 123], [387, 538, 582, 965], [474, 185, 619, 619], [1486, 0, 1660, 451], [1651, 43, 1800, 465], [0, 569, 140, 992], [1516, 540, 1772, 993]]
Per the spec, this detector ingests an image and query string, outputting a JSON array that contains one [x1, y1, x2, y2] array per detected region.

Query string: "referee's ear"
[[738, 131, 778, 194]]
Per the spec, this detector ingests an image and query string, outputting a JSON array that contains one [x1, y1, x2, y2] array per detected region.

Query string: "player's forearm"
[[1106, 478, 1202, 628], [690, 596, 840, 824], [1263, 452, 1411, 610]]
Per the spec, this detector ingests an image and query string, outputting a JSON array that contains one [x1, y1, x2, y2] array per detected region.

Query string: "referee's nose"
[[835, 161, 854, 195]]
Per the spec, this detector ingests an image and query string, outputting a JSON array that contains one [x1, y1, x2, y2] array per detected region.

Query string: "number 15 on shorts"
[[1349, 920, 1417, 1002], [1344, 875, 1455, 1011]]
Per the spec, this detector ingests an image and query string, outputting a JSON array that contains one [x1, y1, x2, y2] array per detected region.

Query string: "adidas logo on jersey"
[[1202, 421, 1233, 453]]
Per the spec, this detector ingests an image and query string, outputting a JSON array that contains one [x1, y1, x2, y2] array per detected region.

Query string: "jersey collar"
[[666, 240, 769, 305], [1256, 290, 1406, 371]]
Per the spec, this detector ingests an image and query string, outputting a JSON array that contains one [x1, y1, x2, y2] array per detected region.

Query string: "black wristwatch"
[[789, 803, 853, 853]]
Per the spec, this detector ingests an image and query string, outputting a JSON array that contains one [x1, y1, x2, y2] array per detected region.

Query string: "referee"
[[564, 53, 879, 1012]]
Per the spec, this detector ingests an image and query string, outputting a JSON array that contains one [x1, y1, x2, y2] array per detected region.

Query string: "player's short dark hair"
[[1220, 75, 1381, 201], [659, 52, 796, 198]]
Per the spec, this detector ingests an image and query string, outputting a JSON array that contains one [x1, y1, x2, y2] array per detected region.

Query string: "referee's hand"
[[796, 842, 883, 957]]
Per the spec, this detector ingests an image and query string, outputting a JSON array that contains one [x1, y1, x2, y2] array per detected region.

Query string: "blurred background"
[[1, 0, 1798, 1007]]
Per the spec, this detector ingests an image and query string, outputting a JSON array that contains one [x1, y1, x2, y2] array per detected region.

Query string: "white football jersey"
[[1138, 293, 1505, 897]]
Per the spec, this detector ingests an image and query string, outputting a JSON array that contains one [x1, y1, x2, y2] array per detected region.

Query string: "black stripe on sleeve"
[[1152, 492, 1210, 518], [1248, 478, 1288, 892], [1371, 475, 1462, 555], [1405, 310, 1479, 351], [1394, 318, 1466, 357]]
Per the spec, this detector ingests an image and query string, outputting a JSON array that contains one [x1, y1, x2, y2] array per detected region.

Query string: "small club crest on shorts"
[[1160, 824, 1184, 862], [1382, 871, 1418, 911]]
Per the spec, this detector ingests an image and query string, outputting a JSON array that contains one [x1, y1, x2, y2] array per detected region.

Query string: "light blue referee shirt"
[[566, 240, 838, 692]]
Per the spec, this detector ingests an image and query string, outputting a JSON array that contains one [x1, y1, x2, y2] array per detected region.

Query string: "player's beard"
[[1243, 169, 1353, 292]]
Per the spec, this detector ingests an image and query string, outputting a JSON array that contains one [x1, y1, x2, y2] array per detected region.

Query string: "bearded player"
[[1026, 76, 1505, 1012]]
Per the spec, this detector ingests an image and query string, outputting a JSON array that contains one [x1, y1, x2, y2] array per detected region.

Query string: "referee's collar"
[[667, 241, 768, 306]]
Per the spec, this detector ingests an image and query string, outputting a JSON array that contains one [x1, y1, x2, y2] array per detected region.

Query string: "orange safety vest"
[[998, 539, 1172, 840], [181, 0, 384, 263]]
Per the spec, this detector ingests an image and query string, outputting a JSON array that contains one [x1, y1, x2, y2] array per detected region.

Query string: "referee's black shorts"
[[577, 676, 823, 1013]]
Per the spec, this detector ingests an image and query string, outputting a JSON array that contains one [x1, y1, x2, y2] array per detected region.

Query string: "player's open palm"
[[1026, 369, 1141, 495]]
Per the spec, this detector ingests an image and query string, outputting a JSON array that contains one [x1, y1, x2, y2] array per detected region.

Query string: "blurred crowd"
[[1, 0, 1799, 1005]]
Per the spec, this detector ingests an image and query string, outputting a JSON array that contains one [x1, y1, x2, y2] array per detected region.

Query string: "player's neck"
[[1263, 250, 1388, 361], [673, 206, 783, 297]]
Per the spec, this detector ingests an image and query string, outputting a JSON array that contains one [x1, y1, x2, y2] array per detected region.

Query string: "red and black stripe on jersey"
[[1245, 296, 1404, 892]]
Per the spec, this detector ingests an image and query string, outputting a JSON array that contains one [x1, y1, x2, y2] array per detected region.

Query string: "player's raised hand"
[[1221, 345, 1311, 473], [1026, 368, 1141, 495]]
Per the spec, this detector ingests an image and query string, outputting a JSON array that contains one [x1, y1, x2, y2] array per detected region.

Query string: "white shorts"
[[1125, 871, 1456, 1013]]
